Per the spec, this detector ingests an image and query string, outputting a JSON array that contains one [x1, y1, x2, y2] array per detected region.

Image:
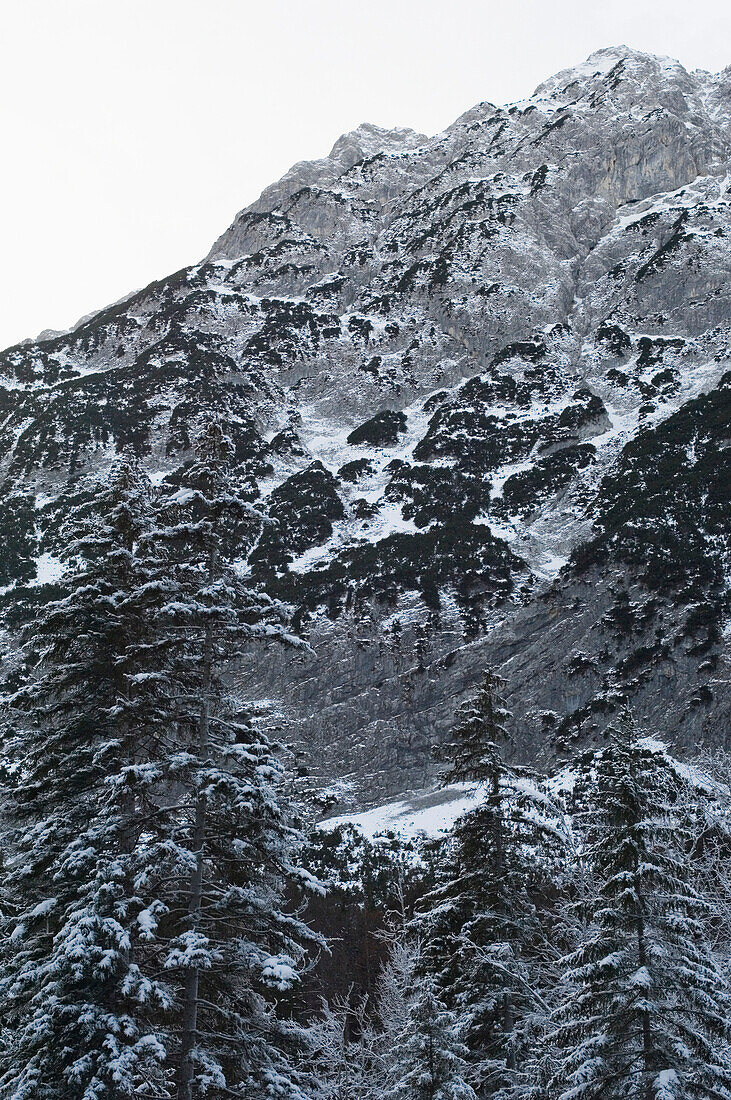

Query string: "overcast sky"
[[1, 0, 728, 351]]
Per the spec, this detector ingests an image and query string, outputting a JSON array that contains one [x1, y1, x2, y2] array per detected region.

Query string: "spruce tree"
[[435, 671, 512, 787], [547, 724, 731, 1100], [387, 978, 477, 1100], [416, 671, 563, 1095], [0, 458, 174, 1099], [0, 430, 324, 1100], [146, 420, 323, 1100]]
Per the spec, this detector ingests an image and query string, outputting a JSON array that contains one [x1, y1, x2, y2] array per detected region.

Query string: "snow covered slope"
[[320, 783, 484, 841], [1, 46, 730, 806]]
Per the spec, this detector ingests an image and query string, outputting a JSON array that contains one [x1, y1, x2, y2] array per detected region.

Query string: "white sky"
[[0, 0, 728, 351]]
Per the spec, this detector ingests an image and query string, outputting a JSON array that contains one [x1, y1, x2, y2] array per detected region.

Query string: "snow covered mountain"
[[1, 46, 730, 807]]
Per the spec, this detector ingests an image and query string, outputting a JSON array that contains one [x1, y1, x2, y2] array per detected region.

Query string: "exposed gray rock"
[[1, 46, 730, 809]]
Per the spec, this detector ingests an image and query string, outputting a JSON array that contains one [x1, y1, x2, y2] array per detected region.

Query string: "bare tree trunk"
[[503, 993, 516, 1071], [637, 901, 653, 1100], [491, 763, 516, 1073], [177, 545, 216, 1100], [177, 787, 208, 1100]]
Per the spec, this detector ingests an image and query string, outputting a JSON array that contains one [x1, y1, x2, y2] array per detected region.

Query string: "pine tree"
[[145, 420, 324, 1100], [546, 723, 731, 1100], [0, 431, 324, 1100], [417, 671, 564, 1095], [0, 458, 174, 1099], [435, 671, 512, 787], [387, 978, 477, 1100]]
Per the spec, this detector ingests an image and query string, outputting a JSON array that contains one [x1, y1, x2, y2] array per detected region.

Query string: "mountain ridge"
[[1, 45, 729, 808]]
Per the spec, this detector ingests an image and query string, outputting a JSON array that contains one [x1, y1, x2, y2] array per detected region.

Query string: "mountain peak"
[[327, 122, 427, 166], [207, 122, 427, 260], [531, 44, 693, 102]]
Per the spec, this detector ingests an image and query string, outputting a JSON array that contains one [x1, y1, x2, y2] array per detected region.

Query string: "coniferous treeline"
[[2, 438, 731, 1100], [306, 678, 731, 1100]]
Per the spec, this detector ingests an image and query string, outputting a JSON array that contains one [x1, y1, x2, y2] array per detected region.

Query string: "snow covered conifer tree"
[[387, 977, 477, 1100], [416, 671, 563, 1095], [0, 432, 324, 1100], [146, 419, 323, 1100], [0, 458, 174, 1099], [435, 671, 512, 787], [547, 721, 731, 1100]]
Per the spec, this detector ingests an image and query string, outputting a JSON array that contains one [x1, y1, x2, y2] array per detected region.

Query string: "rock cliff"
[[2, 46, 729, 806]]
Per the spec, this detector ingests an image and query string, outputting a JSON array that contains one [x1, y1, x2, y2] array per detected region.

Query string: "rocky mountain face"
[[1, 47, 730, 807]]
